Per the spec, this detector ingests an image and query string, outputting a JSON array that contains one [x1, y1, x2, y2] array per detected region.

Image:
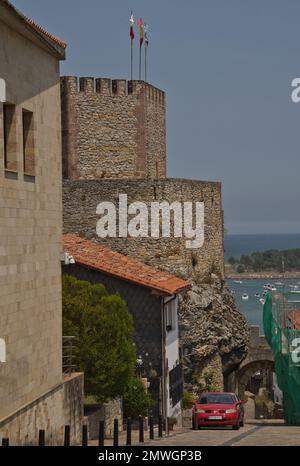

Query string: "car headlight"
[[225, 409, 237, 414], [195, 409, 205, 413]]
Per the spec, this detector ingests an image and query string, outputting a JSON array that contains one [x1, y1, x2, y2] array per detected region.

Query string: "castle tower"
[[61, 77, 167, 180]]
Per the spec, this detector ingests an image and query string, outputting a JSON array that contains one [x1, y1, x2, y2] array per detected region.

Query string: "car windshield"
[[199, 394, 234, 405]]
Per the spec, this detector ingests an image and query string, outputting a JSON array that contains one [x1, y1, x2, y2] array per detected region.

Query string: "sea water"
[[227, 278, 300, 333]]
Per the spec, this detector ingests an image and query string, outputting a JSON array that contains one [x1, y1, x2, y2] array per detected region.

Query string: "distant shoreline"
[[226, 271, 300, 280]]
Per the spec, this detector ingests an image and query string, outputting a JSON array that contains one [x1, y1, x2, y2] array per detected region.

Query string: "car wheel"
[[233, 422, 240, 430]]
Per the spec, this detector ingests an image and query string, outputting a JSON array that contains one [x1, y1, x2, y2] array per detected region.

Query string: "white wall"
[[164, 296, 182, 419]]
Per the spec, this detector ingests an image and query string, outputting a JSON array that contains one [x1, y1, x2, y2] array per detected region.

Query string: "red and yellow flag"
[[139, 18, 144, 47]]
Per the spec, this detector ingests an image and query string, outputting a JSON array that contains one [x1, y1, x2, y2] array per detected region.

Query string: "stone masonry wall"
[[61, 77, 166, 180], [85, 399, 123, 440], [63, 178, 224, 281], [0, 17, 63, 421], [0, 373, 84, 446]]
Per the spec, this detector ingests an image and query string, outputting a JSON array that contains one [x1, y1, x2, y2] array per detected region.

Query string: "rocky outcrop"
[[179, 274, 249, 391]]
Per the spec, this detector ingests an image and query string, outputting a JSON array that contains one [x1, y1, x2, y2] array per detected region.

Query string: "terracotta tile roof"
[[63, 234, 191, 296], [3, 1, 66, 52], [24, 16, 67, 49]]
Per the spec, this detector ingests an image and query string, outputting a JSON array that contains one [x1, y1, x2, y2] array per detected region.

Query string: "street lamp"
[[136, 356, 143, 377]]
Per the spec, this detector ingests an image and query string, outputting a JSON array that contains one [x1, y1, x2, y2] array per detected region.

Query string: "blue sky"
[[12, 0, 300, 234]]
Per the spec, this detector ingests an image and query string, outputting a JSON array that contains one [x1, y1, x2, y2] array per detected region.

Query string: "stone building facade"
[[61, 77, 166, 180], [0, 1, 83, 445]]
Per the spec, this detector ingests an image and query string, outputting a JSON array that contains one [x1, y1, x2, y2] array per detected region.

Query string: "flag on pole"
[[130, 12, 134, 40], [139, 18, 144, 46], [144, 23, 149, 46]]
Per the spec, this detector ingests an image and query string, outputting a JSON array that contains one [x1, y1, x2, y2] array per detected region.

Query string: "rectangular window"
[[169, 364, 183, 407], [22, 110, 35, 176], [166, 304, 173, 331], [3, 103, 17, 171]]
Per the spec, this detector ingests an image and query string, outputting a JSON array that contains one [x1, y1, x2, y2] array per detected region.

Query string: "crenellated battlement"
[[61, 76, 167, 181], [61, 76, 165, 105]]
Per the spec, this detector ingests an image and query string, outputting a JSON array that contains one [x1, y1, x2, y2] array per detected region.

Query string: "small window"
[[166, 304, 173, 331], [3, 103, 17, 171], [22, 110, 35, 176]]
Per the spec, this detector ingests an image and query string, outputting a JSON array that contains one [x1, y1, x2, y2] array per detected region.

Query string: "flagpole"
[[144, 24, 149, 83], [139, 44, 142, 80], [139, 18, 144, 81], [130, 12, 134, 81], [131, 38, 133, 81], [145, 43, 147, 82]]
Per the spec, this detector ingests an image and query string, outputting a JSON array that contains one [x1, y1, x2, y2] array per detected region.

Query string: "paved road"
[[145, 421, 300, 446]]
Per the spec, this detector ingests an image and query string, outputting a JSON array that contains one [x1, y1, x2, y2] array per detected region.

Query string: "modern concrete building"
[[0, 1, 83, 445]]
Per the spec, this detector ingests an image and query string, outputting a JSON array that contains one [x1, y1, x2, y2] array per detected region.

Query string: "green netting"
[[263, 294, 300, 425]]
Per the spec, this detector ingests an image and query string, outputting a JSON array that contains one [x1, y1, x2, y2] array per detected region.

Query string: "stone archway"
[[236, 359, 275, 400], [234, 326, 274, 398]]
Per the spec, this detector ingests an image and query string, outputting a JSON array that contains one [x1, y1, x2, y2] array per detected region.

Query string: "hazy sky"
[[12, 0, 300, 234]]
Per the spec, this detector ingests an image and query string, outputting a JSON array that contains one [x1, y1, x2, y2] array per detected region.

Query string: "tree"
[[123, 376, 154, 419], [240, 254, 253, 270], [62, 275, 136, 402], [236, 264, 245, 274], [228, 256, 237, 266]]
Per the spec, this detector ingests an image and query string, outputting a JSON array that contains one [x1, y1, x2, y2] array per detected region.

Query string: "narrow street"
[[143, 421, 300, 446]]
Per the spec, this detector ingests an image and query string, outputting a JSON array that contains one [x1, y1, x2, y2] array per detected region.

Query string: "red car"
[[193, 392, 244, 430]]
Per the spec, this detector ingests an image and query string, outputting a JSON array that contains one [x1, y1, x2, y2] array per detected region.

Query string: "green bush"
[[62, 275, 136, 402], [236, 264, 245, 274], [123, 376, 154, 419], [182, 391, 196, 409], [193, 370, 220, 397]]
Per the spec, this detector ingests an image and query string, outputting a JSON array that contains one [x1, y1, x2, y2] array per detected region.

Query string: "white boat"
[[255, 292, 260, 298], [242, 293, 249, 301], [234, 280, 243, 284], [275, 282, 284, 286], [260, 298, 265, 305], [290, 285, 300, 294], [264, 284, 275, 291]]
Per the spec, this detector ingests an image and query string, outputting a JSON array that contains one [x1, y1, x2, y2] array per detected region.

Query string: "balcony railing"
[[62, 336, 77, 375]]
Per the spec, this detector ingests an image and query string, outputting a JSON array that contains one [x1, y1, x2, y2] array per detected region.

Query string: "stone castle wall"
[[61, 77, 166, 180], [63, 178, 224, 281]]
